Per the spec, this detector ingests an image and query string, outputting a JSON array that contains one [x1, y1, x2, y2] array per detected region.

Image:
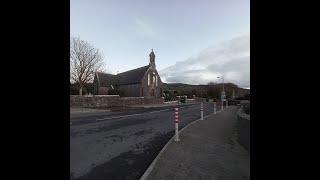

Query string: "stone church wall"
[[98, 87, 109, 95], [119, 84, 141, 97]]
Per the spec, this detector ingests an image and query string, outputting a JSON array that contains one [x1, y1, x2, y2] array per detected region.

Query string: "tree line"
[[162, 82, 250, 100]]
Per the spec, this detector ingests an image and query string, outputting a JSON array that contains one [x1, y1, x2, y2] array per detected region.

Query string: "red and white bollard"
[[213, 102, 216, 114], [201, 102, 204, 120], [174, 107, 180, 142]]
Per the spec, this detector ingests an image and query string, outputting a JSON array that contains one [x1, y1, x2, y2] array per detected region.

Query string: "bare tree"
[[70, 37, 104, 95]]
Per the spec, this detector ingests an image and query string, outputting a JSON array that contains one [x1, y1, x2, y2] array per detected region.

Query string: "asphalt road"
[[70, 102, 221, 180]]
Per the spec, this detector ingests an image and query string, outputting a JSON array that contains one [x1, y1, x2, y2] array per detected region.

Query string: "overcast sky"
[[71, 0, 250, 88]]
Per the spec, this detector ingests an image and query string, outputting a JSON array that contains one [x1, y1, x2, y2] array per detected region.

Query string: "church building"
[[93, 50, 163, 98]]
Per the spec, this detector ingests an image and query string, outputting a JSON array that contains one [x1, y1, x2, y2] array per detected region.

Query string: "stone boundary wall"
[[144, 97, 165, 105], [70, 95, 164, 108], [194, 97, 205, 102], [70, 95, 120, 108], [237, 107, 250, 152], [120, 97, 145, 106]]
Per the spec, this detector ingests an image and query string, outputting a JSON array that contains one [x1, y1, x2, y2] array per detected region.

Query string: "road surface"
[[70, 102, 220, 180]]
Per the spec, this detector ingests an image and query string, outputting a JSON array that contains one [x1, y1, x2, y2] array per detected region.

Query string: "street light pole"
[[217, 76, 225, 111], [222, 77, 224, 92]]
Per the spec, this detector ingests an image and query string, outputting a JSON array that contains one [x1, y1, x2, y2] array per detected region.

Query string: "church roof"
[[96, 65, 150, 86], [116, 65, 150, 85], [96, 72, 117, 87]]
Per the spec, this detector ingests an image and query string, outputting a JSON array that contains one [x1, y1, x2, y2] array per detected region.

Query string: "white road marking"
[[149, 109, 170, 114], [95, 104, 197, 122], [96, 108, 173, 121], [96, 113, 143, 121]]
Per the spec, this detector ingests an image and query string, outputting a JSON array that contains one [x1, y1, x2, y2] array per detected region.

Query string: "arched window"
[[155, 75, 158, 86], [148, 73, 150, 86]]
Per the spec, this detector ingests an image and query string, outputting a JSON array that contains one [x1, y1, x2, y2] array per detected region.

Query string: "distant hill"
[[162, 82, 250, 99]]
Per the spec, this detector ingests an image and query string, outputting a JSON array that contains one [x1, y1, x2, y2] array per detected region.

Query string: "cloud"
[[159, 34, 250, 88]]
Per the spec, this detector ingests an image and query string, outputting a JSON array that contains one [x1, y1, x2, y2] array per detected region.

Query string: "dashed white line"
[[96, 108, 174, 121], [149, 109, 170, 114], [96, 113, 143, 121], [95, 105, 195, 122]]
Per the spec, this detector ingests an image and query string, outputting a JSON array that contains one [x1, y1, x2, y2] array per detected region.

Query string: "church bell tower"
[[149, 49, 155, 68]]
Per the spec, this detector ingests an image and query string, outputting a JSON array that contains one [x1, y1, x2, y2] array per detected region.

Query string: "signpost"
[[201, 102, 204, 120], [221, 92, 225, 111]]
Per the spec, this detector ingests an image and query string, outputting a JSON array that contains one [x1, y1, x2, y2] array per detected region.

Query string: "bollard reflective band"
[[175, 107, 179, 123]]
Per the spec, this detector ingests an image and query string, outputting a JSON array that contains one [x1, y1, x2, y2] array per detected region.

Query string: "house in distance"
[[93, 49, 163, 98]]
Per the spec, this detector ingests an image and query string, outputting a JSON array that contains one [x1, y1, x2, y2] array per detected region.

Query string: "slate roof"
[[96, 72, 117, 87], [96, 65, 150, 86]]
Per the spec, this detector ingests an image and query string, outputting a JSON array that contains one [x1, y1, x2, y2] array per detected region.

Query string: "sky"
[[71, 0, 250, 88], [160, 33, 250, 88]]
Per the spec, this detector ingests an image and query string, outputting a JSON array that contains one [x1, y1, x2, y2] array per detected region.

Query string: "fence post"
[[174, 107, 180, 142], [201, 102, 204, 120], [213, 102, 216, 114]]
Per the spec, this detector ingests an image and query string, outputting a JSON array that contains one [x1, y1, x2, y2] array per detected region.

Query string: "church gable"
[[142, 68, 162, 87]]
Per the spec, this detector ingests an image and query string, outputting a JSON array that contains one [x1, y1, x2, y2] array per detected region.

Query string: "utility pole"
[[232, 88, 235, 99], [222, 77, 225, 92], [217, 76, 225, 110]]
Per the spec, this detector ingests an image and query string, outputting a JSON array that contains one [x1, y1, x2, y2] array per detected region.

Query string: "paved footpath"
[[144, 106, 250, 180]]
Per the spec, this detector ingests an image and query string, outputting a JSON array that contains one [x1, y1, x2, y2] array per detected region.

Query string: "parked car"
[[180, 96, 186, 103]]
